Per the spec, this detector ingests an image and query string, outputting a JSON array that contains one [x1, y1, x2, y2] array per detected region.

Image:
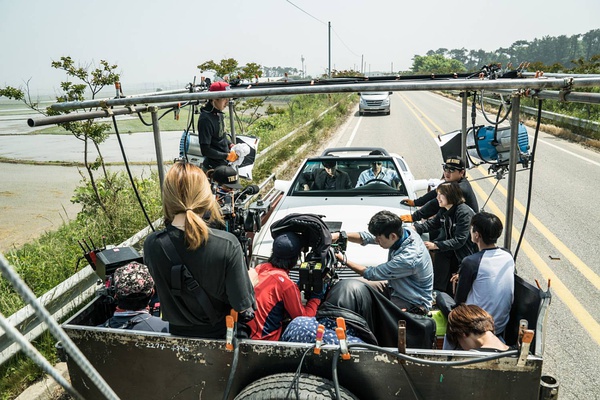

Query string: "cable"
[[480, 90, 512, 125], [331, 28, 361, 58], [222, 336, 241, 400], [111, 115, 156, 232], [285, 0, 326, 25], [514, 99, 542, 263], [331, 343, 520, 399], [285, 346, 314, 399]]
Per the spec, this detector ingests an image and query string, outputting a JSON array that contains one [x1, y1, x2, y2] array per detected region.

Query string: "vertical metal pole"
[[150, 107, 165, 192], [461, 92, 468, 160], [361, 55, 364, 74], [328, 21, 332, 78], [228, 100, 236, 144], [504, 94, 521, 250]]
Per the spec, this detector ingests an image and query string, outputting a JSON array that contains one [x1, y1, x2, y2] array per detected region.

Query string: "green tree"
[[411, 54, 466, 74], [0, 86, 24, 100], [48, 57, 121, 220]]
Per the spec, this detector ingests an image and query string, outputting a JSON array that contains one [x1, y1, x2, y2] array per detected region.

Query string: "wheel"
[[364, 178, 392, 187], [386, 109, 391, 115], [359, 111, 363, 116], [234, 372, 358, 400]]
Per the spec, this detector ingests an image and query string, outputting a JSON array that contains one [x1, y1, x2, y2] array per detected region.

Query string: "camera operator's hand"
[[331, 232, 340, 242], [308, 283, 328, 301]]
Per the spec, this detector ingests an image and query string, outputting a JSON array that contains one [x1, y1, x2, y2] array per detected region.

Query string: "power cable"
[[111, 115, 155, 232], [285, 0, 326, 25], [514, 99, 542, 263]]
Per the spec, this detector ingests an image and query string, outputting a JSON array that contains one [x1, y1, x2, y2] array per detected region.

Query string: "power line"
[[285, 0, 326, 25], [331, 28, 361, 58]]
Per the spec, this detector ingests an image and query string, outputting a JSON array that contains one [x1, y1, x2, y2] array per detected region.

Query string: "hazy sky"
[[1, 0, 599, 95]]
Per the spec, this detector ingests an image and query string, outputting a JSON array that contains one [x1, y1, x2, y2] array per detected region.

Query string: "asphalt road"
[[329, 92, 600, 400]]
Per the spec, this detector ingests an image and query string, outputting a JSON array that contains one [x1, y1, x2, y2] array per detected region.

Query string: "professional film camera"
[[218, 184, 271, 263], [270, 213, 345, 296]]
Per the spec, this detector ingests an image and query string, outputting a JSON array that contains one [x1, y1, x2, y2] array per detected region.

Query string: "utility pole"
[[361, 55, 364, 74], [328, 21, 332, 78], [391, 62, 394, 73], [301, 55, 305, 79]]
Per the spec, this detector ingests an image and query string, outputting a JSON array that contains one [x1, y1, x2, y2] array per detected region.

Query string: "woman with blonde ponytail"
[[144, 162, 256, 338]]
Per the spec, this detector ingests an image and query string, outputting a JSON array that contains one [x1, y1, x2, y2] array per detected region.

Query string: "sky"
[[1, 0, 599, 96]]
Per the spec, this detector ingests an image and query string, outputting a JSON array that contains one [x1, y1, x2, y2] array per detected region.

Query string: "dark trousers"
[[432, 251, 459, 295]]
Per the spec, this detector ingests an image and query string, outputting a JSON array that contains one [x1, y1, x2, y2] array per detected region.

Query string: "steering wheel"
[[364, 178, 392, 187]]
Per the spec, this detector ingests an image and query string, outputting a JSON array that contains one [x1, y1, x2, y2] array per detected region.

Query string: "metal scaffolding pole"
[[504, 94, 521, 250], [150, 107, 165, 191], [48, 77, 600, 113]]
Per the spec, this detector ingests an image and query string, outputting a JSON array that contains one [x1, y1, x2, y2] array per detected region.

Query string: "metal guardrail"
[[446, 89, 600, 133], [482, 96, 600, 133], [0, 101, 342, 368], [0, 222, 160, 366]]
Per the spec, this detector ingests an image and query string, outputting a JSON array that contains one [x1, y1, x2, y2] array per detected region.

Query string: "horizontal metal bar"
[[28, 101, 195, 127], [489, 88, 600, 105], [50, 77, 600, 112]]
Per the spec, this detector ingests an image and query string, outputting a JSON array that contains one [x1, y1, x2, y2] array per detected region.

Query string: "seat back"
[[504, 274, 552, 356]]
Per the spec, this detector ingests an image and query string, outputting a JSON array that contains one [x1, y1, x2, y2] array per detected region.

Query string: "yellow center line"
[[474, 165, 600, 292], [469, 182, 600, 346], [400, 92, 600, 345]]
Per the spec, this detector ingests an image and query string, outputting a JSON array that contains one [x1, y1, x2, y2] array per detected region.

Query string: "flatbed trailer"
[[62, 295, 544, 400]]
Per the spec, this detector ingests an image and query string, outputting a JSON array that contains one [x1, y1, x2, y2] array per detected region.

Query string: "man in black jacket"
[[299, 160, 352, 191], [198, 81, 239, 170]]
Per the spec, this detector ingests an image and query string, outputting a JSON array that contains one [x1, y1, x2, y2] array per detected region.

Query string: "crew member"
[[198, 81, 238, 171]]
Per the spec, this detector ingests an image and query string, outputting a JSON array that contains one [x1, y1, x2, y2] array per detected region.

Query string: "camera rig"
[[218, 185, 271, 264], [270, 213, 342, 295]]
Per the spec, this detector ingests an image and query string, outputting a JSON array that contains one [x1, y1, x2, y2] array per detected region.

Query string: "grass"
[[0, 92, 357, 399]]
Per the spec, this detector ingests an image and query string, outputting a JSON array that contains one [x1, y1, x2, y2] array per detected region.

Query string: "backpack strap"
[[157, 231, 219, 325]]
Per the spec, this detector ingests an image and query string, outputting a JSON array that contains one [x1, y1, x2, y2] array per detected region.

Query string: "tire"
[[234, 372, 359, 400]]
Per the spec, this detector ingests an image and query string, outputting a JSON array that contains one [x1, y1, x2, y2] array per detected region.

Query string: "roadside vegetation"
[[0, 86, 355, 398]]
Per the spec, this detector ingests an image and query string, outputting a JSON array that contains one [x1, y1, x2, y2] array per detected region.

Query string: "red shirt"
[[248, 263, 320, 341]]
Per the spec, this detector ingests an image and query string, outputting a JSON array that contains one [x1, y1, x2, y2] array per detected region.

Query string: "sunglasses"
[[443, 166, 459, 172]]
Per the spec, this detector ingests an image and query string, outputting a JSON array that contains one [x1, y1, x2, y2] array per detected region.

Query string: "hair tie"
[[185, 208, 193, 212]]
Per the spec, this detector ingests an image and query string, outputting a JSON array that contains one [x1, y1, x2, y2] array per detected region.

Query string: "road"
[[329, 92, 600, 399]]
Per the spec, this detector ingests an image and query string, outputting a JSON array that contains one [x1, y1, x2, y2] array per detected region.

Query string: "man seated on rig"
[[299, 160, 352, 191], [446, 304, 515, 352], [332, 210, 433, 314], [355, 150, 400, 187], [100, 262, 169, 333], [247, 232, 323, 341]]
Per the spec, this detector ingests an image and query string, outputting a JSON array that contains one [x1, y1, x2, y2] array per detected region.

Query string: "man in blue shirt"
[[355, 161, 399, 187], [333, 210, 433, 313]]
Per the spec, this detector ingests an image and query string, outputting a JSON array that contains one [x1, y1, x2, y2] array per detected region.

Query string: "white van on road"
[[358, 91, 391, 115]]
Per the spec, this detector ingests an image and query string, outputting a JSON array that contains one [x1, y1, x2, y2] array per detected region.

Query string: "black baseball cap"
[[212, 166, 243, 189]]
